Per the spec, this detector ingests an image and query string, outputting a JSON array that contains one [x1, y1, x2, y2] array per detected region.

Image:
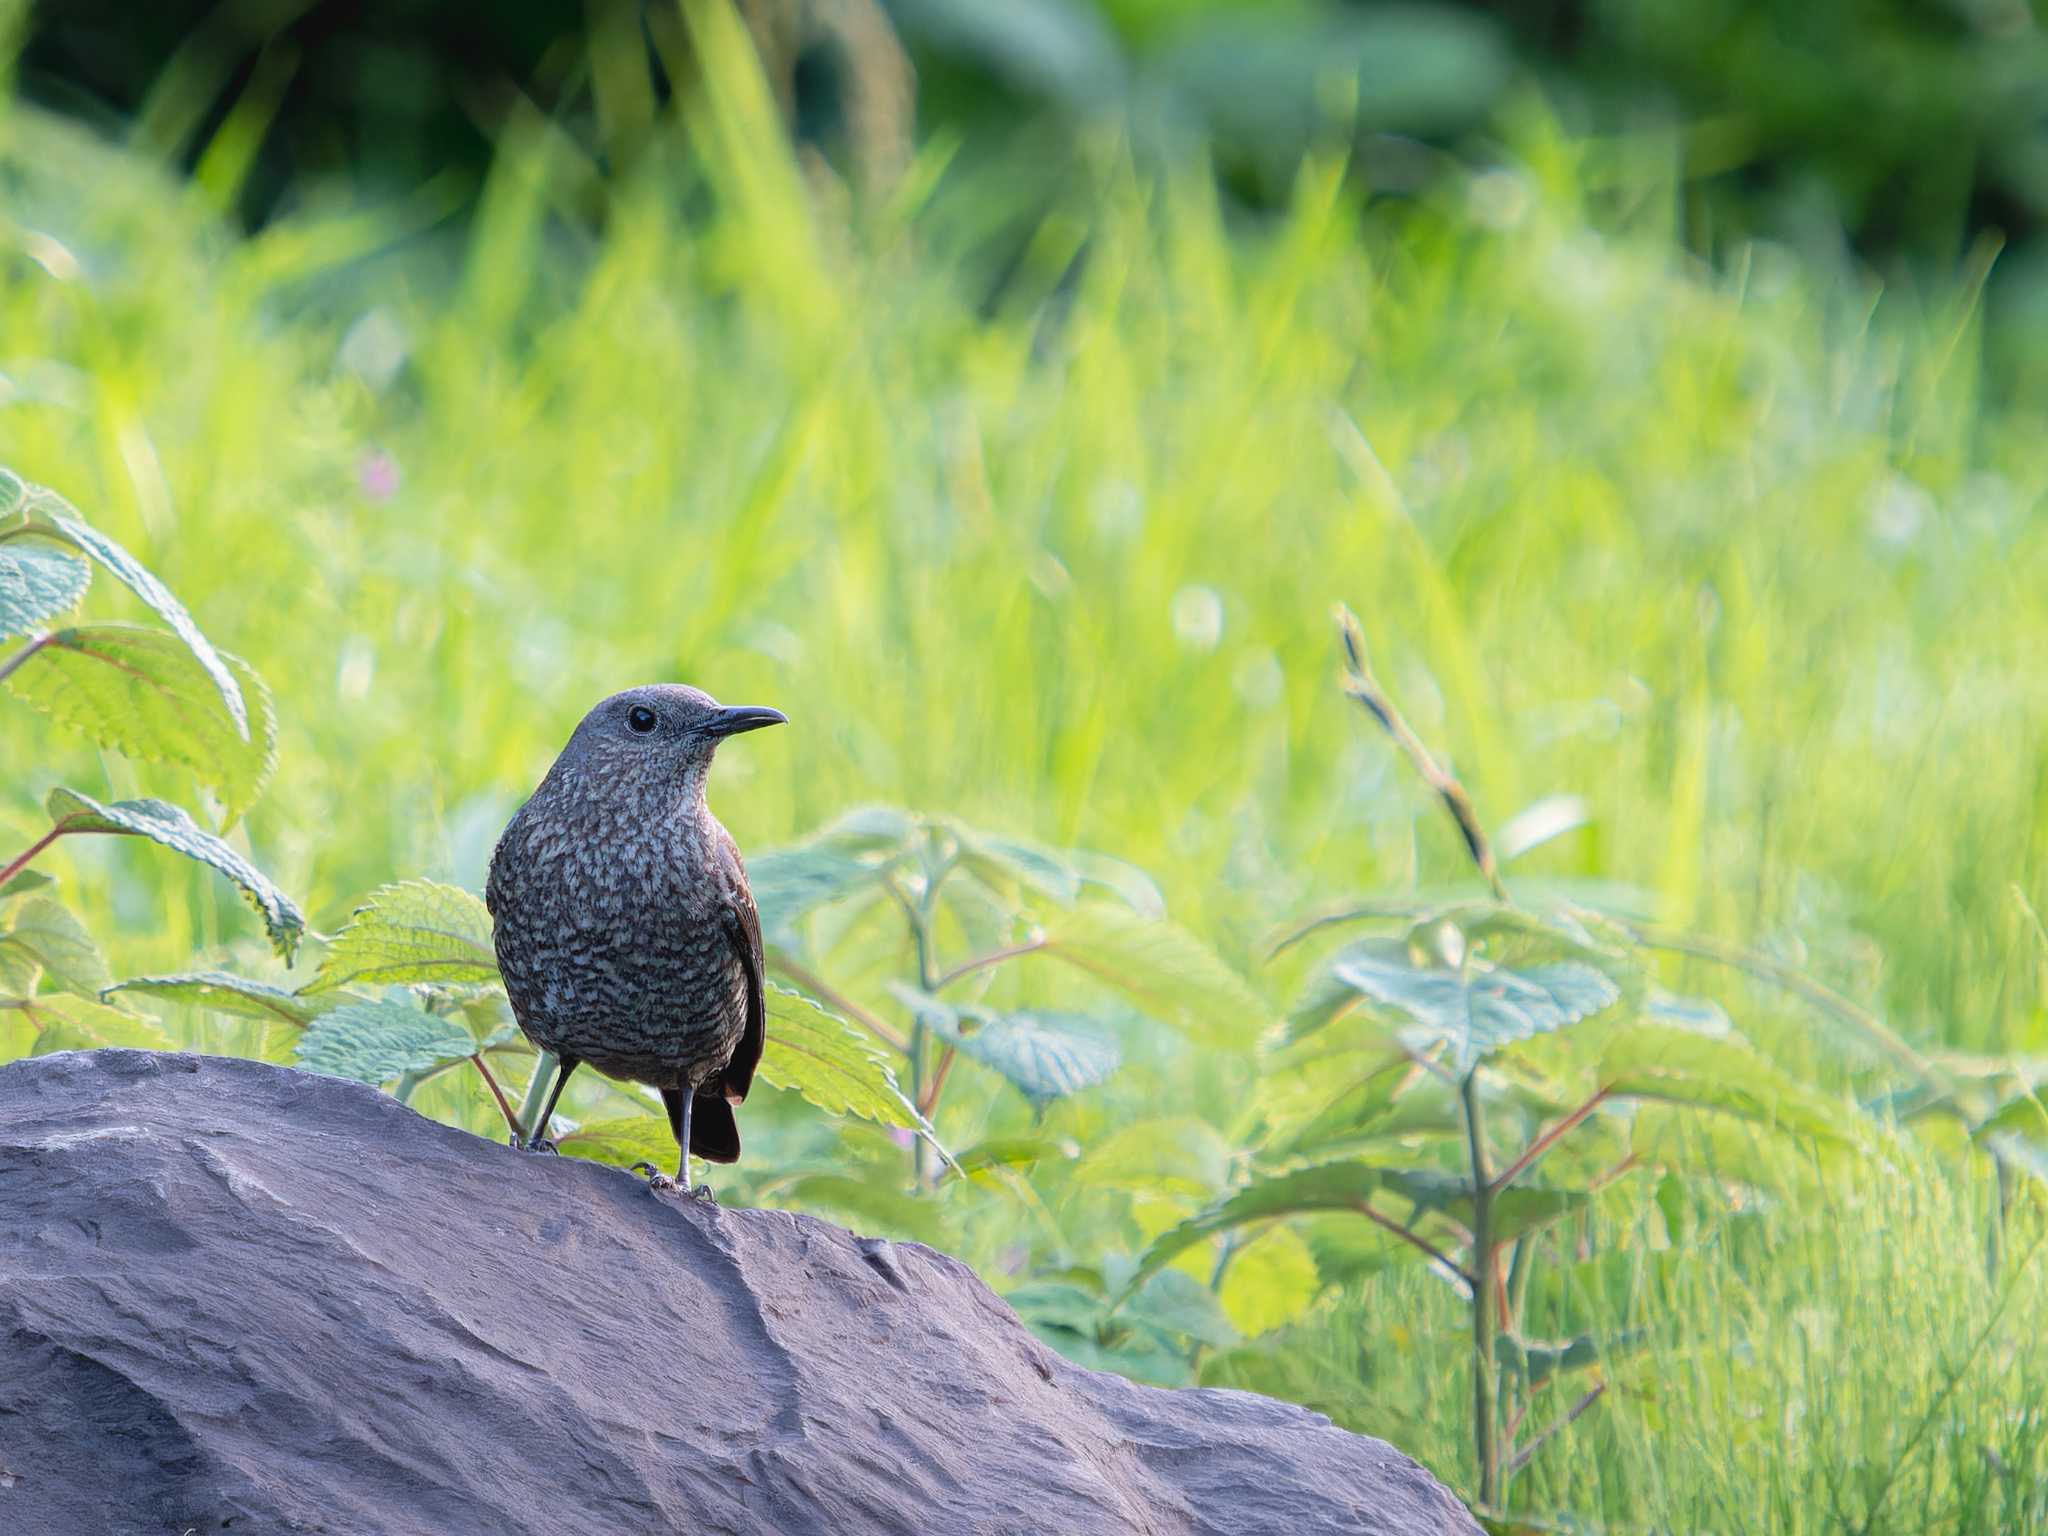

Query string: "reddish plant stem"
[[917, 1044, 957, 1116], [469, 1052, 522, 1136], [0, 632, 54, 688], [1353, 1199, 1475, 1288], [1505, 1381, 1608, 1475], [0, 824, 67, 890], [766, 952, 910, 1054], [1488, 1086, 1613, 1196], [933, 938, 1047, 991]]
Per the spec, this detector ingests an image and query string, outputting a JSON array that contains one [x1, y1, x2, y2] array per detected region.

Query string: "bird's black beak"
[[705, 705, 787, 738]]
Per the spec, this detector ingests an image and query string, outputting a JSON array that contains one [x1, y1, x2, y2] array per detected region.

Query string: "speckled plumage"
[[486, 684, 782, 1175]]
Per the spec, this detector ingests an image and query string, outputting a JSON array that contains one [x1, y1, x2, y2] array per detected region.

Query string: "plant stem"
[[392, 1068, 429, 1104], [917, 1043, 956, 1116], [1489, 1086, 1612, 1195], [515, 1050, 559, 1142], [907, 889, 943, 1188], [933, 937, 1047, 991], [1352, 1200, 1476, 1288], [0, 823, 67, 890], [0, 632, 53, 688], [1461, 1069, 1500, 1508], [1334, 605, 1509, 905], [767, 952, 909, 1052], [470, 1052, 522, 1135], [1505, 1381, 1607, 1475]]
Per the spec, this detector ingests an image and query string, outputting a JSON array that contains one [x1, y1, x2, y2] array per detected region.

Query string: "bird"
[[485, 684, 785, 1196]]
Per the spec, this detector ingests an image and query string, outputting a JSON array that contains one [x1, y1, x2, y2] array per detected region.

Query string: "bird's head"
[[556, 684, 785, 803]]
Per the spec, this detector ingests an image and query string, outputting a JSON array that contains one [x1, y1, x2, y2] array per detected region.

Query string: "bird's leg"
[[635, 1086, 715, 1200], [519, 1054, 579, 1154]]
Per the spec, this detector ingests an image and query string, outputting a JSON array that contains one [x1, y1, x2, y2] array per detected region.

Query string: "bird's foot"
[[511, 1134, 560, 1154], [629, 1162, 717, 1202]]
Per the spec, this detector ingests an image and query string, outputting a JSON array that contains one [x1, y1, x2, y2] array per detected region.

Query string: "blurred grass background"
[[5, 0, 2048, 1527]]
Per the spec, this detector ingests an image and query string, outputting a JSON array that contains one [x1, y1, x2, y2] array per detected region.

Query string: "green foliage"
[[10, 627, 276, 817], [305, 879, 498, 993], [104, 971, 346, 1027], [0, 537, 89, 640], [2, 41, 2045, 1535], [755, 807, 1258, 1178], [296, 1000, 477, 1084], [1, 469, 249, 737], [44, 789, 303, 962], [758, 983, 937, 1142]]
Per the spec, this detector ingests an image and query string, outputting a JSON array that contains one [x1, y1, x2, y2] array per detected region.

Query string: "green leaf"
[[0, 535, 89, 640], [949, 1136, 1077, 1176], [8, 625, 277, 816], [948, 823, 1082, 905], [811, 805, 915, 853], [1035, 903, 1270, 1043], [1329, 937, 1621, 1074], [1495, 1329, 1648, 1387], [1600, 1025, 1856, 1142], [105, 970, 350, 1028], [1122, 1267, 1240, 1350], [3, 470, 248, 738], [1070, 1116, 1233, 1198], [0, 897, 109, 999], [305, 880, 498, 993], [557, 1114, 681, 1170], [1266, 1056, 1463, 1161], [0, 869, 55, 904], [45, 788, 304, 961], [296, 1000, 476, 1084], [1131, 1161, 1473, 1290], [7, 993, 172, 1052], [748, 844, 892, 940], [759, 983, 948, 1159], [892, 985, 1120, 1106]]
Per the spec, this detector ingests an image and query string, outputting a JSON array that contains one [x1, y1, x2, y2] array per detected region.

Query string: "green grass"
[[3, 19, 2047, 1530]]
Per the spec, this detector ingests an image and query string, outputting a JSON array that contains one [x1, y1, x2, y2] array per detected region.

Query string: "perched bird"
[[486, 684, 785, 1195]]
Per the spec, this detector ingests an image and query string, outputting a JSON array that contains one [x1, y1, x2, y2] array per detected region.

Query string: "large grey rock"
[[0, 1050, 1479, 1535]]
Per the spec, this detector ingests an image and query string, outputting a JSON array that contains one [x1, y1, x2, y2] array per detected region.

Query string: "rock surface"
[[0, 1050, 1480, 1536]]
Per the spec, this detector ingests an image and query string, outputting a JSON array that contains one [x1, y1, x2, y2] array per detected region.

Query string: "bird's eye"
[[626, 705, 658, 734]]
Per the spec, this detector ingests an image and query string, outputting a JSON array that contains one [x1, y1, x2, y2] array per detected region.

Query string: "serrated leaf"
[[7, 993, 172, 1052], [1035, 903, 1270, 1043], [0, 897, 109, 998], [1331, 940, 1621, 1075], [557, 1115, 682, 1170], [305, 880, 498, 993], [45, 788, 304, 962], [892, 985, 1120, 1106], [0, 535, 89, 640], [747, 844, 892, 940], [296, 1000, 475, 1083], [106, 970, 351, 1027], [4, 470, 248, 738], [8, 625, 276, 816], [760, 983, 948, 1162]]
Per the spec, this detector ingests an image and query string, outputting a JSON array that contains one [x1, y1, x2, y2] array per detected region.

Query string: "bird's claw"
[[510, 1133, 560, 1154], [630, 1162, 716, 1202]]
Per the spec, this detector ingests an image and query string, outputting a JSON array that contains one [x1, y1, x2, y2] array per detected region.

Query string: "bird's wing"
[[717, 842, 766, 1104]]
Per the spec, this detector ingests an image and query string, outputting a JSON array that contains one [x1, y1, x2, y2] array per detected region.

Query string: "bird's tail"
[[679, 1091, 741, 1164]]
